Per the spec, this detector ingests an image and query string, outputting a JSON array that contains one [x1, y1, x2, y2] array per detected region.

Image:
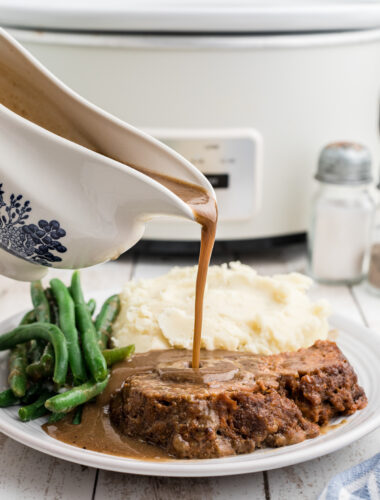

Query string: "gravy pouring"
[[0, 61, 217, 368]]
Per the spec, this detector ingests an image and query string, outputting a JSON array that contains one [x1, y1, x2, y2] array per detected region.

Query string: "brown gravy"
[[43, 348, 347, 459], [0, 62, 217, 368], [319, 419, 347, 435], [131, 166, 217, 368], [44, 399, 172, 461], [44, 349, 233, 461], [0, 62, 96, 150]]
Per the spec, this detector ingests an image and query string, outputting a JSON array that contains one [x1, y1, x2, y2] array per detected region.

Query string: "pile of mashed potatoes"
[[112, 262, 330, 355]]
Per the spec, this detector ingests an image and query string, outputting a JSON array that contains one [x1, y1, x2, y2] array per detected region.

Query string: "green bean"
[[72, 405, 83, 425], [50, 278, 87, 384], [20, 310, 35, 325], [45, 288, 59, 325], [45, 374, 110, 413], [0, 388, 19, 407], [21, 382, 44, 405], [26, 367, 41, 381], [26, 290, 55, 380], [87, 299, 96, 316], [20, 312, 36, 367], [3, 381, 45, 406], [95, 295, 120, 350], [0, 376, 43, 409], [8, 344, 28, 397], [26, 364, 47, 381], [28, 284, 51, 368], [31, 281, 51, 323], [28, 340, 44, 364], [18, 391, 53, 422], [41, 343, 54, 368], [0, 324, 68, 385], [40, 289, 57, 375], [26, 343, 54, 380], [0, 383, 44, 408], [48, 412, 66, 423], [102, 345, 135, 366], [71, 271, 107, 382], [8, 311, 33, 398]]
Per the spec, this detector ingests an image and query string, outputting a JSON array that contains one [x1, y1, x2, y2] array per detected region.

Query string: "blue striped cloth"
[[319, 454, 380, 499]]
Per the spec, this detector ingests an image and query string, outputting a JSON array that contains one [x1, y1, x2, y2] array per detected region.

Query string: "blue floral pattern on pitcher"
[[0, 183, 67, 266]]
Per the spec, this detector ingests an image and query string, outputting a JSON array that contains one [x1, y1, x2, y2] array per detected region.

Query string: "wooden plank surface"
[[0, 245, 379, 500], [94, 471, 267, 500], [351, 283, 380, 330], [0, 433, 96, 500]]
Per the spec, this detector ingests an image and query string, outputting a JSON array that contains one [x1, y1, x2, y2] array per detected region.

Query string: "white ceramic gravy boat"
[[0, 29, 215, 281]]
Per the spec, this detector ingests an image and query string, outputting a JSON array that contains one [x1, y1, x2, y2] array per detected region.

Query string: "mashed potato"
[[112, 262, 330, 355]]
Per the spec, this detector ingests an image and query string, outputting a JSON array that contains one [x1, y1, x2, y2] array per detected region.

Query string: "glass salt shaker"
[[308, 142, 375, 285]]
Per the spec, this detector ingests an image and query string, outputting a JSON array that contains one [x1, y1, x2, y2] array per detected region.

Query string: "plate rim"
[[0, 309, 379, 477]]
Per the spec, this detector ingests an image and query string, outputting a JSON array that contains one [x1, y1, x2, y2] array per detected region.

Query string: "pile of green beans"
[[0, 272, 134, 424]]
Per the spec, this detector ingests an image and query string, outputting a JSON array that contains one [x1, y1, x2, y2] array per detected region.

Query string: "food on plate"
[[50, 278, 87, 384], [43, 339, 367, 460], [112, 262, 330, 355], [45, 375, 110, 414], [0, 267, 367, 461], [95, 294, 122, 350], [70, 271, 108, 382], [109, 341, 366, 458], [0, 271, 134, 424]]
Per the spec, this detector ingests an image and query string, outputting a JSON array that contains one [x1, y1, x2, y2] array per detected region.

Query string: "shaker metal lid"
[[315, 142, 373, 185]]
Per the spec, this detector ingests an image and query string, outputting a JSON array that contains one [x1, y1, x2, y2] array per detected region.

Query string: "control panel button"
[[146, 128, 262, 221], [205, 174, 229, 189]]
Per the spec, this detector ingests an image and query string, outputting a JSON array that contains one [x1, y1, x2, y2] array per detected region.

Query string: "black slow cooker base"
[[127, 233, 306, 258]]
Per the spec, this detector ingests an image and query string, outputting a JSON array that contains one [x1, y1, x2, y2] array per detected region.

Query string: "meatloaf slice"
[[109, 341, 367, 459], [110, 373, 319, 458], [276, 340, 367, 425]]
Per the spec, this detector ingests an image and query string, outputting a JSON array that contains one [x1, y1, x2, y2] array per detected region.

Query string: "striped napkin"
[[319, 453, 380, 499]]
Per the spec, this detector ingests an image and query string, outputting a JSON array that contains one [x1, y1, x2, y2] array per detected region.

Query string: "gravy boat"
[[0, 29, 215, 281]]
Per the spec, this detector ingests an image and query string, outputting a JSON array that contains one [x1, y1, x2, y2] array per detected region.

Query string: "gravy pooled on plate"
[[44, 342, 367, 460]]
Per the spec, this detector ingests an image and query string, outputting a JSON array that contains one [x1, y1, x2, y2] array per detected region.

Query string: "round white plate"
[[0, 310, 379, 477]]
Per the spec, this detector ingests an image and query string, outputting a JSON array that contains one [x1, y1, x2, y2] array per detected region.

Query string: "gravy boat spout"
[[0, 29, 215, 281]]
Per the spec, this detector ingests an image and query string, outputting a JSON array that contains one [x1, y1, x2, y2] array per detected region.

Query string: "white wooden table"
[[0, 243, 379, 500]]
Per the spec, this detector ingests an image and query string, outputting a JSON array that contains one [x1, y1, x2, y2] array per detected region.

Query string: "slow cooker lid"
[[1, 0, 380, 33]]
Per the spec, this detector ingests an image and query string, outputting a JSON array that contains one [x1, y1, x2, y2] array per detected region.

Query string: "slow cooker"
[[2, 0, 380, 253]]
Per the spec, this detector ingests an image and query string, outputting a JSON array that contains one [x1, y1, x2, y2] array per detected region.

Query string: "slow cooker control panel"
[[147, 129, 262, 221]]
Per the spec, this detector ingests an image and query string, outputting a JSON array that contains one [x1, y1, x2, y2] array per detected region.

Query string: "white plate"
[[0, 309, 379, 477]]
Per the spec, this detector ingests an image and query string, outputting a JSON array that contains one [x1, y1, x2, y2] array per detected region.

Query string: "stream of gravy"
[[0, 62, 217, 368], [131, 166, 217, 368]]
